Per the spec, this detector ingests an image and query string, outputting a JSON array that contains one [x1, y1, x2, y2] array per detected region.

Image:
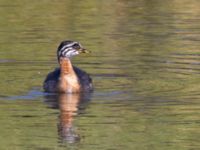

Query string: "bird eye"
[[72, 43, 80, 49]]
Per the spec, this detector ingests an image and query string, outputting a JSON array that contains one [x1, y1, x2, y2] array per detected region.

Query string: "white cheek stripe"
[[59, 49, 79, 58], [60, 42, 78, 51]]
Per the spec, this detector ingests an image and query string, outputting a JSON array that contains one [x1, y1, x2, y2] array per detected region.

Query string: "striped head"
[[57, 40, 88, 60]]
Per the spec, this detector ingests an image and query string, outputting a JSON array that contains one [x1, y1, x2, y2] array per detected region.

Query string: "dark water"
[[0, 0, 200, 150]]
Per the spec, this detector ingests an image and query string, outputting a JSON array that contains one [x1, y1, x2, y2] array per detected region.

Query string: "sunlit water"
[[0, 0, 200, 150]]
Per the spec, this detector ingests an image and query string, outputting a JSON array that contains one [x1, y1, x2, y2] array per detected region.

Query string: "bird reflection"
[[44, 93, 91, 144]]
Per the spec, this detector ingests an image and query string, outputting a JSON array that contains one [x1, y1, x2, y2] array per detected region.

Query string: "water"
[[0, 0, 200, 150]]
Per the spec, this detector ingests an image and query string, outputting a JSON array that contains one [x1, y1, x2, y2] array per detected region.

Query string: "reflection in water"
[[44, 93, 91, 144], [58, 94, 80, 144]]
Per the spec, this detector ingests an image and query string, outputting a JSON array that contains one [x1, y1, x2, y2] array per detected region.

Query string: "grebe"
[[43, 40, 93, 93]]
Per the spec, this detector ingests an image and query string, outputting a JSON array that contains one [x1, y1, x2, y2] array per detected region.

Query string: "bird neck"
[[58, 57, 81, 93], [59, 57, 74, 75]]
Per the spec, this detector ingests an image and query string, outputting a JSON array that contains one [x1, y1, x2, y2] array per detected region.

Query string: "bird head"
[[57, 40, 89, 60]]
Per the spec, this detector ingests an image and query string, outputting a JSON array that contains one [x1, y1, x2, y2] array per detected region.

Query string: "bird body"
[[43, 41, 93, 93]]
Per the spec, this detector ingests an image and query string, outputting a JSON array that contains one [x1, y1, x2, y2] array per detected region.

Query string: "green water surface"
[[0, 0, 199, 150]]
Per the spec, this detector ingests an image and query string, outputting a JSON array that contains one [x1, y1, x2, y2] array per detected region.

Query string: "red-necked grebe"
[[43, 40, 93, 93]]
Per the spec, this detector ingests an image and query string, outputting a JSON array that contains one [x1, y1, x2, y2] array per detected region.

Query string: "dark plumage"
[[43, 66, 93, 93]]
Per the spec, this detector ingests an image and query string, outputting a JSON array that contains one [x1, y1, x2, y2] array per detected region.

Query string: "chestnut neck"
[[59, 57, 73, 75], [58, 57, 81, 93]]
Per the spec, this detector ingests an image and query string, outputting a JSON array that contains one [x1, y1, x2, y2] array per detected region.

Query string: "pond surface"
[[0, 0, 200, 150]]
